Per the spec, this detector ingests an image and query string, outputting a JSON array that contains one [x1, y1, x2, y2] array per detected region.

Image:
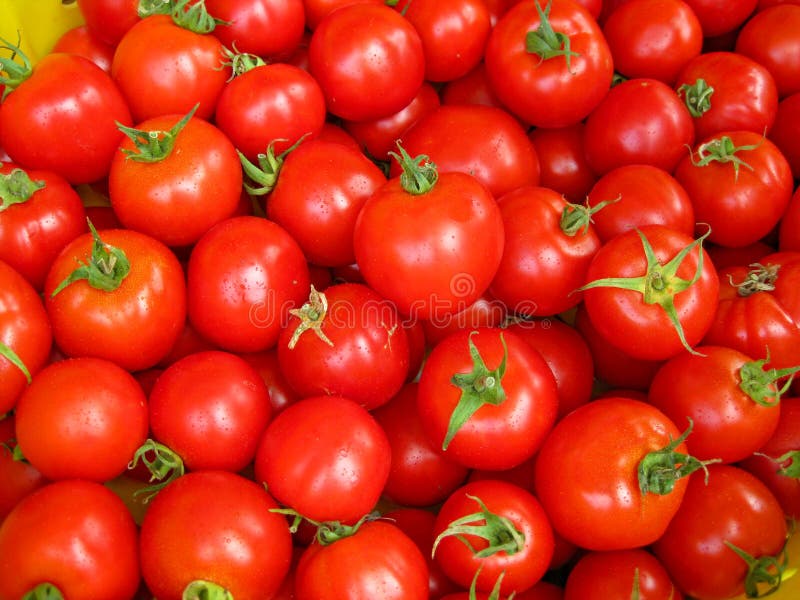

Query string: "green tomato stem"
[[0, 339, 32, 384], [117, 104, 198, 163], [0, 169, 45, 211], [388, 142, 438, 195], [678, 78, 714, 118], [0, 34, 32, 99], [21, 583, 64, 600], [725, 539, 789, 598], [182, 580, 234, 600], [128, 438, 185, 503], [525, 0, 581, 73]]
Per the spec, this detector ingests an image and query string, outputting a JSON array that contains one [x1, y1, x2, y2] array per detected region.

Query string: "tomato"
[[564, 549, 683, 600], [527, 123, 598, 204], [682, 0, 757, 36], [239, 348, 300, 415], [206, 0, 306, 59], [308, 3, 425, 121], [780, 186, 800, 252], [111, 13, 230, 122], [266, 139, 387, 267], [148, 350, 272, 472], [354, 148, 504, 322], [484, 0, 614, 128], [294, 518, 430, 600], [585, 164, 695, 244], [583, 77, 696, 176], [76, 0, 139, 46], [770, 94, 800, 180], [489, 185, 603, 317], [108, 109, 243, 247], [417, 327, 558, 471], [422, 293, 508, 348], [0, 51, 132, 184], [581, 225, 719, 361], [44, 226, 187, 372], [432, 479, 554, 595], [392, 103, 540, 199], [215, 61, 327, 163], [0, 260, 52, 415], [398, 0, 493, 82], [140, 470, 293, 600], [302, 0, 383, 30], [372, 383, 469, 507], [675, 51, 779, 140], [343, 82, 441, 163], [647, 345, 783, 463], [652, 464, 788, 599], [186, 215, 310, 353], [51, 24, 115, 72], [735, 4, 800, 98], [439, 63, 508, 111], [254, 395, 391, 523], [740, 397, 800, 519], [534, 396, 705, 550], [0, 415, 46, 523], [602, 0, 703, 85], [504, 317, 595, 419], [0, 164, 86, 291], [14, 357, 148, 482], [0, 479, 140, 600], [674, 130, 793, 248]]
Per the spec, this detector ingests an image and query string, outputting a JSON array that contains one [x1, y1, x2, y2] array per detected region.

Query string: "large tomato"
[[484, 0, 614, 128], [44, 226, 187, 372]]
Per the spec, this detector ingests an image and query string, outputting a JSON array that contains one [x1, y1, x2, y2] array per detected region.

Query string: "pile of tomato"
[[1, 0, 800, 598]]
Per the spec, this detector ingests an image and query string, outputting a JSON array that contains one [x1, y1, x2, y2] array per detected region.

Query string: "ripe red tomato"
[[0, 416, 46, 522], [527, 123, 598, 204], [111, 14, 231, 121], [14, 357, 148, 482], [583, 77, 696, 175], [51, 24, 115, 73], [76, 0, 139, 46], [308, 3, 425, 121], [0, 52, 132, 184], [682, 0, 757, 37], [207, 0, 306, 59], [770, 94, 800, 180], [294, 519, 430, 600], [108, 110, 243, 247], [0, 480, 140, 600], [602, 0, 703, 85], [44, 226, 187, 372], [432, 479, 554, 595], [417, 327, 559, 471], [652, 464, 788, 599], [484, 0, 614, 128], [254, 395, 391, 523], [534, 396, 701, 550], [186, 215, 310, 353], [140, 470, 293, 600]]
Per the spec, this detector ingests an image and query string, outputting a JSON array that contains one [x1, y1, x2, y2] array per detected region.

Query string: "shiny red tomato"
[[770, 94, 800, 180], [682, 0, 757, 36], [207, 0, 306, 59], [76, 0, 139, 46], [51, 24, 115, 72], [527, 123, 598, 204], [0, 416, 46, 522]]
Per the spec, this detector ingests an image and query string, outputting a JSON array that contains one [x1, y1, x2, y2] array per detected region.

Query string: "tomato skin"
[[295, 520, 430, 600], [254, 395, 391, 523], [564, 549, 683, 600], [535, 397, 693, 551], [267, 140, 387, 268], [392, 104, 540, 199], [302, 0, 383, 30], [582, 225, 719, 361], [652, 465, 788, 600], [44, 228, 187, 372], [239, 349, 300, 415], [647, 345, 781, 463], [149, 350, 272, 472], [140, 470, 293, 600], [52, 25, 115, 73], [308, 3, 425, 121], [108, 112, 243, 247], [770, 94, 800, 180], [489, 186, 602, 317], [0, 53, 132, 185], [0, 480, 140, 600], [586, 164, 695, 244], [207, 0, 306, 59], [76, 0, 139, 46], [15, 357, 148, 482], [187, 216, 310, 353], [675, 51, 779, 140], [354, 171, 504, 322], [527, 123, 598, 204], [111, 15, 231, 122], [602, 0, 703, 85], [484, 0, 614, 128], [682, 0, 757, 36], [215, 62, 327, 162], [372, 383, 469, 507], [0, 416, 47, 523], [674, 131, 793, 248], [735, 4, 800, 98], [433, 479, 554, 595], [417, 328, 559, 471], [583, 78, 696, 176]]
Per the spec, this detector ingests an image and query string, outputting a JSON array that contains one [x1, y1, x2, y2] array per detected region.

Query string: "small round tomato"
[[682, 0, 757, 37], [51, 25, 115, 72], [254, 395, 391, 523], [770, 94, 800, 180], [140, 470, 293, 600], [527, 123, 598, 204], [0, 416, 47, 522], [14, 357, 148, 482], [207, 0, 306, 59], [76, 0, 139, 46], [0, 480, 140, 600]]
